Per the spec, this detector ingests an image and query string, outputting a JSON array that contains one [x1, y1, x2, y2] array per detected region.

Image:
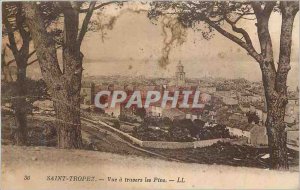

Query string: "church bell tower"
[[175, 61, 186, 86]]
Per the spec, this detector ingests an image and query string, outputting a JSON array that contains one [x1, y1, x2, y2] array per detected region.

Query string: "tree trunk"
[[53, 50, 83, 149], [265, 92, 289, 170], [1, 50, 13, 82], [2, 64, 13, 82], [23, 2, 84, 149], [54, 93, 82, 149], [12, 63, 28, 145], [264, 2, 298, 170]]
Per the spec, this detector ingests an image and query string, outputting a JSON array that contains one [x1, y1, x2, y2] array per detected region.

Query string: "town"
[[3, 60, 298, 168], [2, 1, 299, 189], [77, 62, 299, 149], [94, 90, 204, 109]]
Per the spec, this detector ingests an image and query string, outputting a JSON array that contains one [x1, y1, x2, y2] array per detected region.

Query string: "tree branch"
[[16, 4, 29, 41], [203, 16, 261, 63], [6, 59, 16, 66], [77, 1, 96, 46], [16, 3, 30, 59], [224, 16, 253, 46], [240, 17, 256, 21], [251, 2, 263, 15], [251, 2, 277, 96], [26, 45, 62, 67], [275, 1, 299, 93], [6, 49, 37, 66], [79, 1, 118, 13], [251, 2, 276, 62], [27, 58, 38, 66], [3, 3, 19, 57], [23, 2, 63, 81], [61, 1, 80, 49]]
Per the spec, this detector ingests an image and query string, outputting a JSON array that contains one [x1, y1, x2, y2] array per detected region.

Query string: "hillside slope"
[[2, 145, 298, 190]]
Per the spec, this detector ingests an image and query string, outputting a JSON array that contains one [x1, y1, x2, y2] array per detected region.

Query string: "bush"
[[135, 108, 146, 119], [133, 118, 230, 142], [172, 118, 199, 138], [197, 124, 230, 140], [132, 126, 170, 141], [1, 109, 14, 116], [246, 111, 260, 124], [169, 125, 193, 142], [112, 120, 120, 129], [193, 119, 205, 128], [119, 114, 139, 123], [143, 116, 160, 126], [162, 117, 172, 126], [2, 79, 48, 115], [93, 106, 104, 113]]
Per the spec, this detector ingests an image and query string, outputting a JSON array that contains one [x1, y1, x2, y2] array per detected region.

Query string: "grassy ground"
[[2, 145, 299, 190], [1, 114, 298, 171], [1, 114, 149, 157], [148, 142, 299, 170]]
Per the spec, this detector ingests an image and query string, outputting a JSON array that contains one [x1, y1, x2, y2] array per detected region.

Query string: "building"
[[226, 123, 268, 146], [80, 82, 95, 105], [198, 86, 216, 94], [239, 104, 251, 113], [239, 93, 263, 103], [287, 129, 299, 147], [226, 126, 250, 139], [222, 97, 238, 106], [249, 124, 268, 146], [150, 105, 163, 117], [185, 108, 203, 121], [175, 61, 186, 87], [105, 103, 121, 117], [214, 90, 238, 105], [186, 113, 198, 121], [162, 108, 186, 121], [200, 93, 211, 103], [285, 98, 299, 124], [32, 100, 55, 115], [215, 90, 237, 98]]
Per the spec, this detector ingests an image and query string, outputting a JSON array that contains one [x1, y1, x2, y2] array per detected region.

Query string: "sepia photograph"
[[1, 1, 299, 189]]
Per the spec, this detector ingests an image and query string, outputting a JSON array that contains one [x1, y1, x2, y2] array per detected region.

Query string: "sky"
[[79, 2, 299, 89], [4, 2, 299, 89]]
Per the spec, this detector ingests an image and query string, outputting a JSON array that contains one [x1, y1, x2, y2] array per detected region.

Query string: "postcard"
[[1, 1, 299, 189]]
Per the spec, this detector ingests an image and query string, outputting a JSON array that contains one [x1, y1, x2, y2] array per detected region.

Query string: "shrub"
[[197, 124, 230, 140], [119, 114, 139, 123], [135, 107, 146, 119], [169, 125, 193, 142], [112, 120, 120, 129], [162, 117, 172, 126], [132, 126, 170, 141]]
